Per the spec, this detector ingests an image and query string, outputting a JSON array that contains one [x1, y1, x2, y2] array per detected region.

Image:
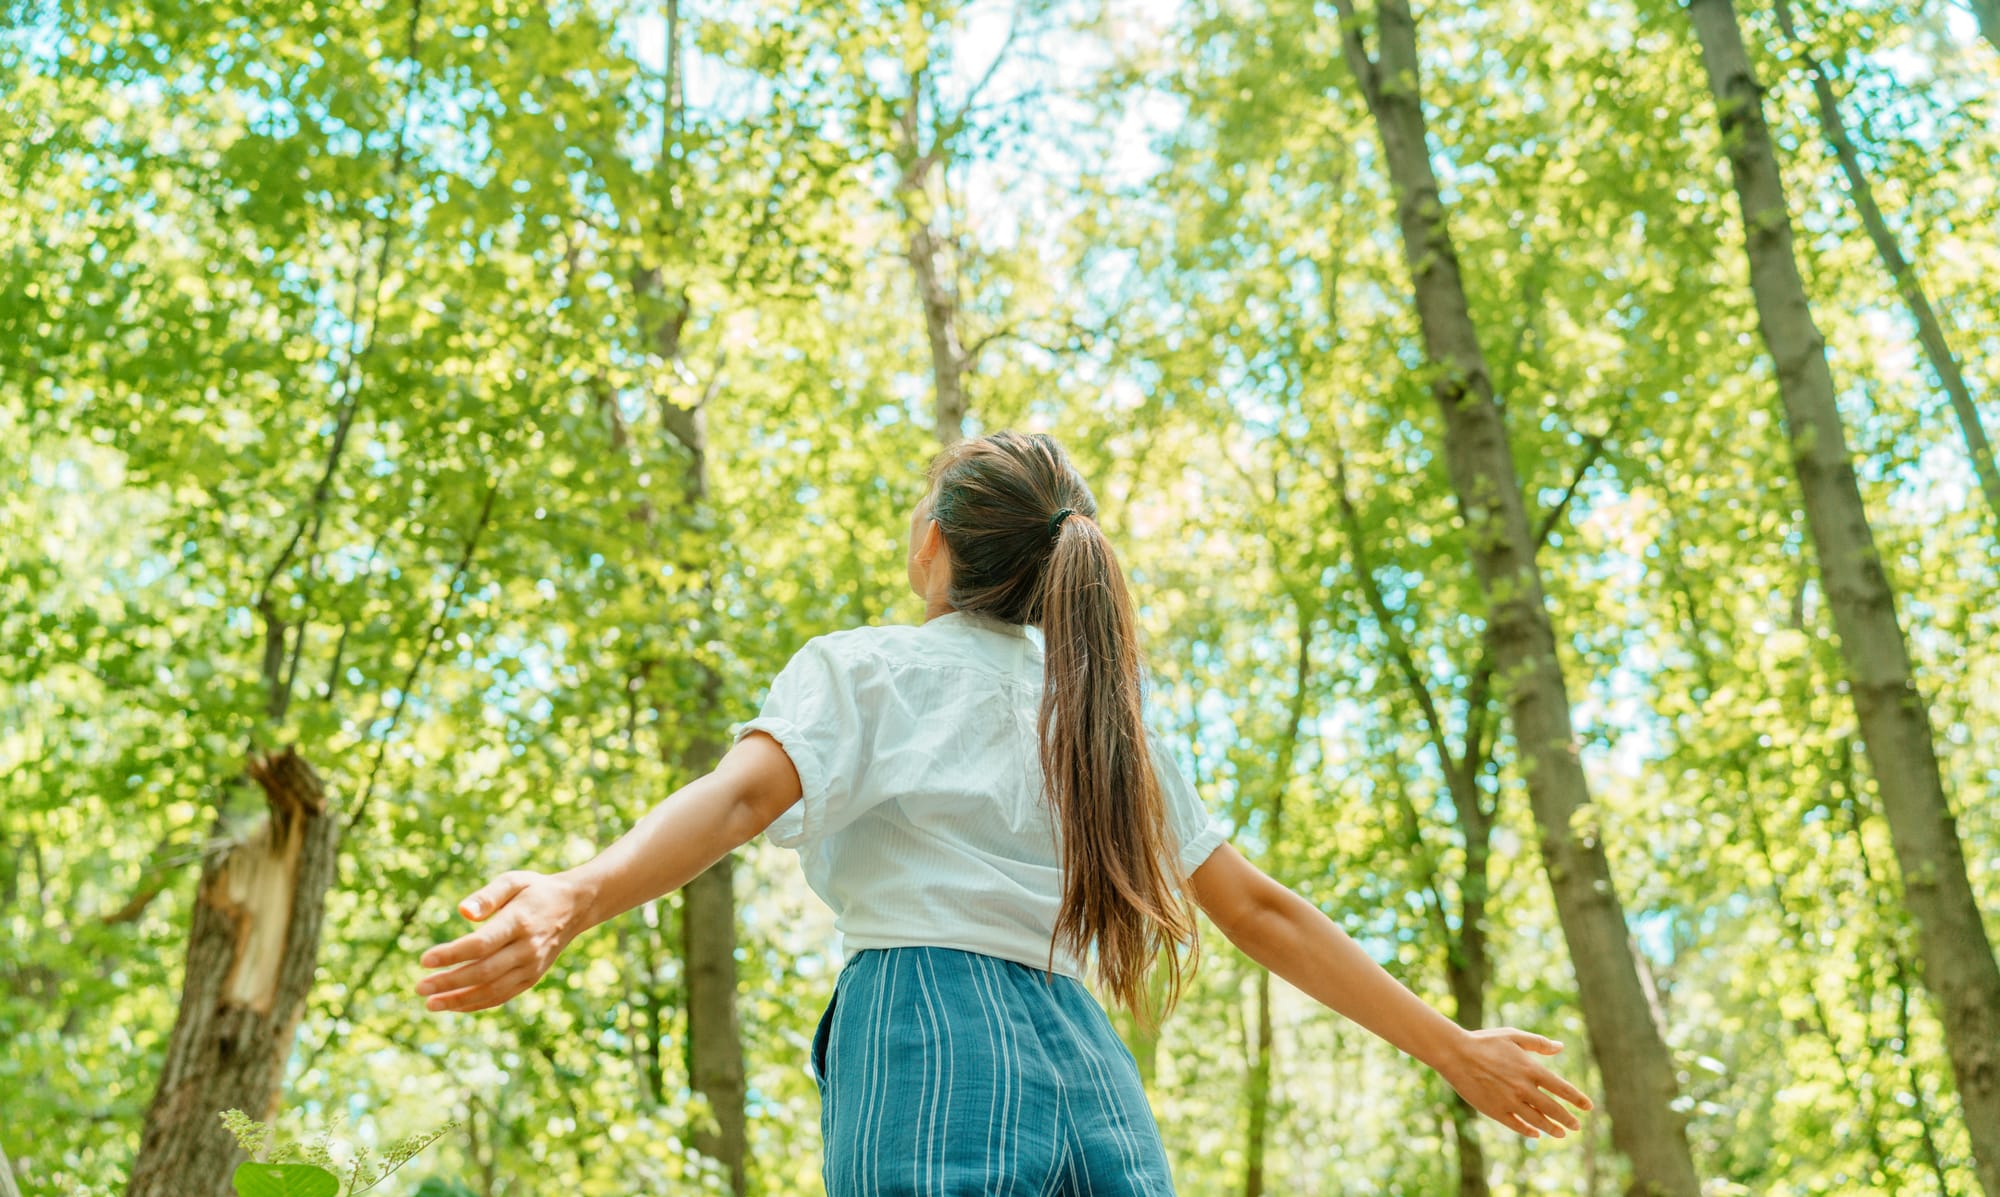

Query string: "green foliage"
[[231, 1165, 340, 1197], [2, 0, 1996, 1193], [218, 1109, 457, 1196]]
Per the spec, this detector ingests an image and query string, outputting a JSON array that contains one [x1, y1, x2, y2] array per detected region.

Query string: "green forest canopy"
[[3, 0, 1997, 1192]]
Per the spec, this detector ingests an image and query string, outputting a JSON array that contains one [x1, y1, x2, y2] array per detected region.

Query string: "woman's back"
[[735, 609, 1225, 981], [420, 430, 1592, 1197]]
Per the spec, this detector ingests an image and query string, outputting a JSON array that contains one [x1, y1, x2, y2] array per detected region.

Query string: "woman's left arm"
[[1189, 842, 1594, 1140], [415, 731, 803, 1013]]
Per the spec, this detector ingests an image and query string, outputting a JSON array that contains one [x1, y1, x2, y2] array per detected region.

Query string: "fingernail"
[[464, 899, 483, 917]]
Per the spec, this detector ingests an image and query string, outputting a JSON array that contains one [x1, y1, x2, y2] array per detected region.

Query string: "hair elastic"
[[1046, 507, 1076, 539]]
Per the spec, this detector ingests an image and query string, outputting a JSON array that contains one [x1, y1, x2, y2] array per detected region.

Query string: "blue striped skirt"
[[811, 945, 1178, 1196]]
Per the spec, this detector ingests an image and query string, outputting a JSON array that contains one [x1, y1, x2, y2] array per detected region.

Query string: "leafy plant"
[[217, 1109, 460, 1197]]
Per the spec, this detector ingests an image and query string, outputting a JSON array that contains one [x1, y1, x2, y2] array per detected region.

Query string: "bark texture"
[[897, 68, 969, 447], [1328, 2, 1702, 1192], [127, 750, 339, 1197], [646, 312, 749, 1195], [1774, 0, 2000, 527], [1689, 2, 2000, 1189], [679, 670, 746, 1195]]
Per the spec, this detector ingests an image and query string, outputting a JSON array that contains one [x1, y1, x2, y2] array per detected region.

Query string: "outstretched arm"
[[1189, 842, 1593, 1140], [415, 731, 803, 1013]]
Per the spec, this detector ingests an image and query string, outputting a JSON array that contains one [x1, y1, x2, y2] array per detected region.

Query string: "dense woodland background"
[[4, 0, 1998, 1192]]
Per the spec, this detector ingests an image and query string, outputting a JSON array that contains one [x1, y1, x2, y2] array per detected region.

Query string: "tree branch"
[[1326, 432, 1460, 778], [341, 476, 502, 839], [1531, 419, 1618, 551], [1327, 0, 1381, 107]]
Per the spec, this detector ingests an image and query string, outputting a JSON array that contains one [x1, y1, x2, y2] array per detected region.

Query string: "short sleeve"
[[1146, 725, 1229, 875], [731, 636, 886, 850]]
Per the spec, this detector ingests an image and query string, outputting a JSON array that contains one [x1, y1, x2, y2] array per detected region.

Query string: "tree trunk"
[[1244, 968, 1273, 1197], [636, 3, 749, 1166], [1687, 2, 2000, 1190], [650, 369, 748, 1197], [1115, 960, 1169, 1090], [1965, 0, 2000, 60], [1443, 774, 1494, 1197], [909, 215, 967, 446], [682, 852, 746, 1194], [127, 750, 339, 1197], [1327, 3, 1702, 1192], [1241, 606, 1314, 1197], [1, 1140, 23, 1197], [1773, 0, 2000, 527], [1328, 278, 1501, 1197], [897, 69, 968, 448]]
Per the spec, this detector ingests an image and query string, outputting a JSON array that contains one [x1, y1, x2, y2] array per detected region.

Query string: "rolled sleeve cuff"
[[1179, 818, 1228, 874], [733, 715, 829, 850]]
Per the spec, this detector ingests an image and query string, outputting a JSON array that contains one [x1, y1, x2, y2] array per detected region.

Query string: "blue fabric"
[[812, 946, 1178, 1196]]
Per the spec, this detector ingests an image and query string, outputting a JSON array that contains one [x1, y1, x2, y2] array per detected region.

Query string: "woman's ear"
[[918, 516, 946, 565]]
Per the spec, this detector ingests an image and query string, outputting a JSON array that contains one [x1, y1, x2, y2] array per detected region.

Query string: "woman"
[[416, 431, 1591, 1193]]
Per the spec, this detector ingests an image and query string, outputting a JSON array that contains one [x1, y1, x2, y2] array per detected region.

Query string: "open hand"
[[415, 870, 586, 1013], [1438, 1028, 1594, 1140]]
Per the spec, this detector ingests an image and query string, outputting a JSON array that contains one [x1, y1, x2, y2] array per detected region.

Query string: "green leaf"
[[232, 1162, 341, 1197]]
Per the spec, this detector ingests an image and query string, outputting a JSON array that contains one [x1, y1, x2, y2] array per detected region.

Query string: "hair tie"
[[1046, 507, 1075, 540]]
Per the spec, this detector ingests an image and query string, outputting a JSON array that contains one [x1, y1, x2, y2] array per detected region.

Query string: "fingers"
[[424, 962, 540, 1013], [1498, 1111, 1541, 1140], [1516, 1101, 1566, 1138], [1507, 1029, 1563, 1056], [458, 870, 539, 922], [419, 916, 512, 970], [416, 941, 527, 1003], [1523, 1088, 1581, 1134], [1535, 1067, 1595, 1112]]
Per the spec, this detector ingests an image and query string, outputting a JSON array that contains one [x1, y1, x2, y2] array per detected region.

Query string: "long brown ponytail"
[[924, 431, 1200, 1023]]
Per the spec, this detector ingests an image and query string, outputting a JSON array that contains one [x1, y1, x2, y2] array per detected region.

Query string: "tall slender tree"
[[1686, 0, 2000, 1189], [1772, 0, 2000, 528], [1242, 602, 1315, 1197], [1324, 1, 1704, 1191], [633, 3, 746, 1184]]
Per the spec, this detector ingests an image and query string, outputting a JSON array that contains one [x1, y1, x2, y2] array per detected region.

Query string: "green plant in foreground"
[[217, 1109, 459, 1196]]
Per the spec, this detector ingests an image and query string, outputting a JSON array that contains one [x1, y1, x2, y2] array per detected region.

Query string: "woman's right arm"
[[414, 731, 804, 1013], [1188, 842, 1593, 1140]]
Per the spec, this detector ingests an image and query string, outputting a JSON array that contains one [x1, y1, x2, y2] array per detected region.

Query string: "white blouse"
[[731, 609, 1230, 980]]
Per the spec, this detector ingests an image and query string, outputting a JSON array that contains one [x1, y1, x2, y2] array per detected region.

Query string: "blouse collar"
[[927, 609, 1032, 639]]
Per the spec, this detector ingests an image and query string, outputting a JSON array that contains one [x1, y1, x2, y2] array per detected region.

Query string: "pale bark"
[[1328, 3, 1701, 1192], [896, 66, 970, 447], [1, 1141, 22, 1197], [1773, 0, 2000, 527], [127, 751, 340, 1197], [909, 211, 968, 446], [1688, 2, 2000, 1190]]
